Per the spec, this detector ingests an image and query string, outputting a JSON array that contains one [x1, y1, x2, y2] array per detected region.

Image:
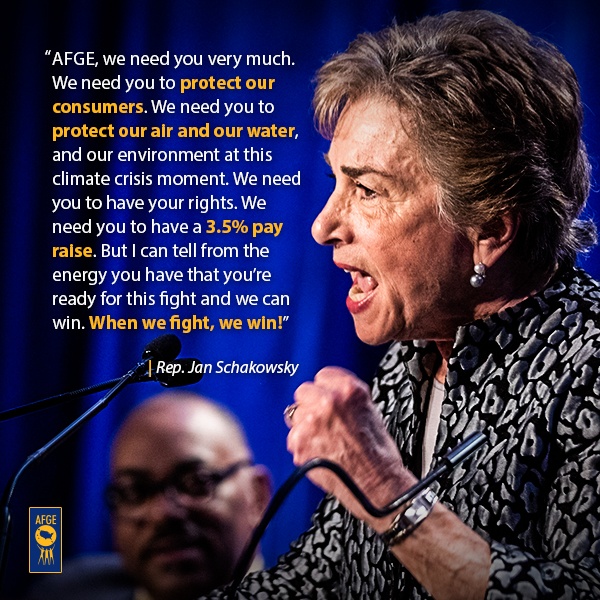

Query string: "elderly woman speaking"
[[207, 10, 600, 600]]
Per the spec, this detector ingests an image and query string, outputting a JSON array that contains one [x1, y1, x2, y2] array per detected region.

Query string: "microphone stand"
[[0, 378, 123, 422], [0, 359, 148, 590]]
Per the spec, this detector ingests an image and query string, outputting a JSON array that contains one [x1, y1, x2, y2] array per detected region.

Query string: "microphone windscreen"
[[142, 334, 182, 362], [157, 358, 204, 387]]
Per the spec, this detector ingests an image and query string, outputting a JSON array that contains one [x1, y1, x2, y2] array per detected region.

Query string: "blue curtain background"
[[1, 1, 599, 597]]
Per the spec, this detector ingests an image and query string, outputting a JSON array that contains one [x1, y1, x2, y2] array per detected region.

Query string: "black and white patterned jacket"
[[209, 267, 600, 599]]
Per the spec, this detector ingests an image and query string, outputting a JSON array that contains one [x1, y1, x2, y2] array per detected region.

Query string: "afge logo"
[[29, 508, 62, 573]]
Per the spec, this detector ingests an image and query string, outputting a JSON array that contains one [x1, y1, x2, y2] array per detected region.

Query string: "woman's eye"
[[355, 181, 377, 198]]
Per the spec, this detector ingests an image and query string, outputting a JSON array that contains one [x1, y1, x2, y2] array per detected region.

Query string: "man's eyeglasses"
[[105, 459, 253, 518]]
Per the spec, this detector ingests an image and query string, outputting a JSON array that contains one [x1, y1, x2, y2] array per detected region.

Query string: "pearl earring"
[[470, 262, 486, 288]]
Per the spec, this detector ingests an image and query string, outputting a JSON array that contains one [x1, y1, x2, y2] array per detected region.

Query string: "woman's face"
[[312, 97, 475, 345]]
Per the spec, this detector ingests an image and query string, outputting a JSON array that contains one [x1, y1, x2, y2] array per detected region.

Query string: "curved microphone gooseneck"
[[227, 431, 487, 598], [0, 334, 183, 590]]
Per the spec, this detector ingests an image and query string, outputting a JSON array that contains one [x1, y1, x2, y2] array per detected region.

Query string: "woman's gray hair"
[[314, 10, 596, 271]]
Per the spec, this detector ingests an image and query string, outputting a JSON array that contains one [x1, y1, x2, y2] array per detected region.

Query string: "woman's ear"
[[471, 212, 520, 268]]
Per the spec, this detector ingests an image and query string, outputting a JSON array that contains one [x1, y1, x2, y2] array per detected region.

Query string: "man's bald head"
[[111, 393, 253, 471]]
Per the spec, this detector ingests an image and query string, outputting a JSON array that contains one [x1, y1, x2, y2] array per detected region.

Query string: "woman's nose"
[[311, 192, 350, 246]]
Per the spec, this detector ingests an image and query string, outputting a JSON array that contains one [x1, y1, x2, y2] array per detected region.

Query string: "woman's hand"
[[286, 366, 417, 528], [287, 366, 490, 600]]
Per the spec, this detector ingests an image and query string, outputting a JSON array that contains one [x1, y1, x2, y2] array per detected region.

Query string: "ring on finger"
[[284, 404, 298, 427]]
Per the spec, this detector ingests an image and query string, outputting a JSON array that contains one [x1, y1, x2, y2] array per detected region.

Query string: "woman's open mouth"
[[341, 266, 379, 314]]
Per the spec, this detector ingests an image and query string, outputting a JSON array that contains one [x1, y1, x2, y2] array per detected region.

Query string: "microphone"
[[141, 334, 181, 362]]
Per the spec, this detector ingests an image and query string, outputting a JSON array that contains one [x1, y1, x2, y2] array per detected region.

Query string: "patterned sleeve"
[[486, 386, 600, 599], [202, 495, 344, 599]]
